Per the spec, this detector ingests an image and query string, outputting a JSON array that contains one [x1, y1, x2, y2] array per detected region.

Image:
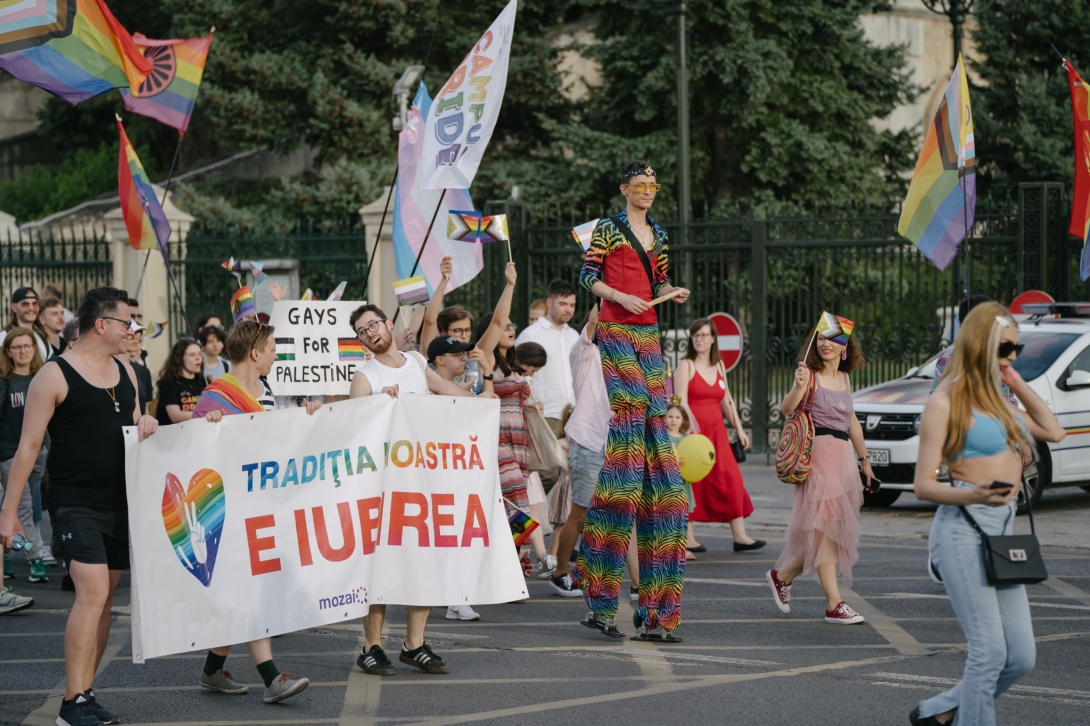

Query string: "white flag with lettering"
[[418, 0, 517, 191]]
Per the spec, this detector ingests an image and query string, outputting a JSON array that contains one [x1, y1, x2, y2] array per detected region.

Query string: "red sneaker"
[[765, 570, 791, 614], [825, 601, 865, 624]]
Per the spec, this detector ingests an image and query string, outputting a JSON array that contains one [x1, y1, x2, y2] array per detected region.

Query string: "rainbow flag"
[[898, 56, 975, 271], [572, 219, 599, 251], [507, 508, 539, 547], [816, 311, 855, 346], [301, 288, 317, 301], [192, 373, 264, 418], [448, 212, 509, 243], [338, 337, 366, 361], [230, 285, 255, 324], [116, 116, 170, 253], [0, 0, 151, 106], [1062, 57, 1090, 281], [393, 275, 430, 306], [146, 320, 168, 339], [221, 257, 242, 280], [120, 32, 212, 133]]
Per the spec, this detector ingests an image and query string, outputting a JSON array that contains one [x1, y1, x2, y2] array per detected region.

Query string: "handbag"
[[958, 497, 1047, 585], [548, 466, 573, 524], [775, 369, 816, 484], [730, 438, 747, 463], [525, 395, 568, 471]]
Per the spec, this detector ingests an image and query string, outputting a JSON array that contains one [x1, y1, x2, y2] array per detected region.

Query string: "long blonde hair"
[[941, 302, 1029, 461]]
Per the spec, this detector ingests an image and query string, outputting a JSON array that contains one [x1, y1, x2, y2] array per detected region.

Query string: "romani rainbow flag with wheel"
[[120, 31, 213, 134]]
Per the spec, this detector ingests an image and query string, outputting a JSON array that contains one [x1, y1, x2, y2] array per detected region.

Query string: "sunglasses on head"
[[998, 341, 1024, 358]]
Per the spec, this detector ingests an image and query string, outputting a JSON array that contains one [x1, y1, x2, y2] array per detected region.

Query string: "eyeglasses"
[[448, 326, 473, 337], [101, 316, 135, 331], [355, 318, 387, 338], [7, 343, 34, 352], [624, 183, 662, 193], [504, 322, 517, 331], [998, 341, 1024, 358], [692, 332, 713, 340]]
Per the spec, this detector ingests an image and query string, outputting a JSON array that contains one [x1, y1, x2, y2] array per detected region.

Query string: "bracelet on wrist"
[[482, 374, 494, 381], [857, 454, 868, 462], [1002, 370, 1017, 385]]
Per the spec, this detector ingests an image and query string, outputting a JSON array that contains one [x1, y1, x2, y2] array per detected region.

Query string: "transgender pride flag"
[[391, 83, 482, 295], [898, 56, 976, 271]]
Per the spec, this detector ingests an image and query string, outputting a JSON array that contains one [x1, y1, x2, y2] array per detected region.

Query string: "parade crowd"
[[0, 162, 1061, 726]]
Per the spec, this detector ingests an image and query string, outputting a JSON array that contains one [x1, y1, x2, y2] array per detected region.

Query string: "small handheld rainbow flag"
[[327, 281, 347, 302], [230, 285, 255, 324], [393, 276, 430, 306], [507, 508, 539, 547], [221, 257, 242, 279], [116, 116, 170, 254], [816, 311, 855, 346], [572, 219, 599, 251], [146, 321, 168, 339], [448, 211, 510, 243], [338, 337, 366, 361], [301, 288, 317, 301], [120, 32, 213, 133]]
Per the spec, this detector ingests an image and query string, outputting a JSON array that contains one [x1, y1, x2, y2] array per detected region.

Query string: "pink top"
[[810, 373, 853, 432], [564, 326, 610, 452]]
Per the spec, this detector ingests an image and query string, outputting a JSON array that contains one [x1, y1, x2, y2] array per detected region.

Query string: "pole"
[[391, 189, 447, 327], [676, 0, 691, 237], [135, 135, 185, 298], [951, 0, 962, 62], [962, 172, 970, 301]]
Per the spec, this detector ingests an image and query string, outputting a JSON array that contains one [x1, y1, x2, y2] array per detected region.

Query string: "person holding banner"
[[576, 160, 690, 640], [348, 303, 475, 677], [191, 320, 317, 704], [0, 288, 157, 726], [155, 339, 207, 426]]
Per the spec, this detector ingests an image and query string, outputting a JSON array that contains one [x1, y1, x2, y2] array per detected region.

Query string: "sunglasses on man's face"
[[624, 183, 662, 193], [998, 341, 1024, 358]]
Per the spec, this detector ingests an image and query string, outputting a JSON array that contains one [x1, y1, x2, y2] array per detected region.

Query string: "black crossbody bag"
[[958, 494, 1047, 585]]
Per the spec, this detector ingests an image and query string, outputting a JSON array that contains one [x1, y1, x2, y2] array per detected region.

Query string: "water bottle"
[[465, 360, 483, 395], [10, 533, 33, 553]]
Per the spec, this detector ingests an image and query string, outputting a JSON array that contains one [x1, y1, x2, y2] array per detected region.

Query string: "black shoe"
[[357, 645, 396, 675], [686, 545, 707, 553], [84, 689, 119, 725], [549, 574, 583, 597], [909, 707, 946, 725], [399, 642, 450, 674], [733, 540, 766, 552], [580, 611, 625, 638], [57, 694, 105, 726]]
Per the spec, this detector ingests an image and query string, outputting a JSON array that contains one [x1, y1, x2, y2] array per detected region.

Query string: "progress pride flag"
[[124, 395, 523, 662]]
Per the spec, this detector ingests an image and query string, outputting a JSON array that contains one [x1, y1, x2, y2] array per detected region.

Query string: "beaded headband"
[[621, 160, 655, 182]]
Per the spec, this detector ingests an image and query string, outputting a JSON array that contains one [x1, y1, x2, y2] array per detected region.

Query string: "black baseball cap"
[[427, 335, 474, 361], [12, 287, 37, 304]]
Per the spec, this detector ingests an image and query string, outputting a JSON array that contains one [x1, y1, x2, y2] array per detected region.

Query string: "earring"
[[841, 351, 847, 361]]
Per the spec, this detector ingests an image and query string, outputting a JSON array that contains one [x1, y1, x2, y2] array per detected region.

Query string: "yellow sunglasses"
[[625, 182, 662, 193]]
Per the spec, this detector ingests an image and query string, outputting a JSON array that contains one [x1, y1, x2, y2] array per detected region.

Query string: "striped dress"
[[494, 369, 531, 513]]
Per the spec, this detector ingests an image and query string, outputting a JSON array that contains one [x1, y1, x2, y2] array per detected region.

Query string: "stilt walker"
[[576, 160, 691, 639]]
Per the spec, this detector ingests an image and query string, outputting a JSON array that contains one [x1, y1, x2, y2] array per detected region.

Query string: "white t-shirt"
[[515, 315, 579, 418], [564, 325, 610, 452], [355, 350, 428, 395]]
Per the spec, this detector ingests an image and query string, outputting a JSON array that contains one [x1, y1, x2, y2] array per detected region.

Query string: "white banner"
[[124, 395, 525, 662], [419, 0, 517, 191], [267, 300, 366, 396]]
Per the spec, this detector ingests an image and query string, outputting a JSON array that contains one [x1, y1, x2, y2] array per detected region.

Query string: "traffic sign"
[[708, 312, 743, 372], [1009, 290, 1054, 315]]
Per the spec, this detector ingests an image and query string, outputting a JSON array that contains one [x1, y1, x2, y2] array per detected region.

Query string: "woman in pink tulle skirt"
[[766, 320, 876, 625]]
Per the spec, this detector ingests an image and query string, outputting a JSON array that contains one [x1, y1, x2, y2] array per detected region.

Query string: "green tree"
[[971, 0, 1090, 200]]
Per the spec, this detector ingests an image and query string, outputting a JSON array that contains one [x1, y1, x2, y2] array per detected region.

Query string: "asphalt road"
[[3, 462, 1089, 726]]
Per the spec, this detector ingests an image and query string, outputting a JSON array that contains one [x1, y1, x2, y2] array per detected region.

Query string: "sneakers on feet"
[[765, 570, 791, 614], [199, 668, 248, 694], [39, 546, 57, 566], [446, 605, 480, 621], [629, 586, 638, 601], [357, 645, 396, 675], [0, 585, 33, 614], [84, 689, 119, 725], [536, 554, 558, 579], [400, 642, 450, 674], [927, 554, 943, 584], [56, 693, 104, 726], [263, 671, 309, 703], [549, 573, 582, 597], [825, 601, 865, 624], [29, 559, 49, 583], [580, 611, 625, 638]]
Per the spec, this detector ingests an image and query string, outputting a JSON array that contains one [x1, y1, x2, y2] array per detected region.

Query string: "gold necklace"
[[73, 346, 121, 413]]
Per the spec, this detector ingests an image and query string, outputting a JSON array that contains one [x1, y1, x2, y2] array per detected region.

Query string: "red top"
[[580, 213, 671, 327]]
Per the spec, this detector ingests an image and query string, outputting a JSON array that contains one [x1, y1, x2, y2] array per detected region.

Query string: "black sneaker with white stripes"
[[399, 642, 450, 674], [356, 644, 396, 675]]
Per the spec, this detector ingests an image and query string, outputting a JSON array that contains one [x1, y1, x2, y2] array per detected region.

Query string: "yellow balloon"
[[676, 434, 716, 483]]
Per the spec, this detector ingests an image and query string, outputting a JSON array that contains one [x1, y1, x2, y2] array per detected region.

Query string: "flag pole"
[[135, 133, 184, 297], [392, 189, 447, 327]]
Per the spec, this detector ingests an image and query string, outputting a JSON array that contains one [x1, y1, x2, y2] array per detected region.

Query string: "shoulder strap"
[[610, 215, 656, 290], [803, 369, 816, 414], [405, 350, 432, 394]]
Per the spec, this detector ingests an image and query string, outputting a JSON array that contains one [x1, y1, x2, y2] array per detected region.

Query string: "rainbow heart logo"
[[161, 469, 226, 587]]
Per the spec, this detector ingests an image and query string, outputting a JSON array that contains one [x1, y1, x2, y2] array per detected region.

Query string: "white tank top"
[[355, 351, 428, 395]]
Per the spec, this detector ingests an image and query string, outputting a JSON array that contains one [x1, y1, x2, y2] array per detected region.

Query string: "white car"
[[851, 303, 1090, 509]]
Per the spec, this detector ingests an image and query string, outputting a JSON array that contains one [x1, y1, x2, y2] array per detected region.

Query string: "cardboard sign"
[[267, 300, 368, 396]]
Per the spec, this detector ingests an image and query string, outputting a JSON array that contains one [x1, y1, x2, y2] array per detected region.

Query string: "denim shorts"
[[568, 440, 605, 508]]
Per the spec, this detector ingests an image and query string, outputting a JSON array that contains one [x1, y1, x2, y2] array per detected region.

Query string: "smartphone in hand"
[[990, 480, 1014, 492]]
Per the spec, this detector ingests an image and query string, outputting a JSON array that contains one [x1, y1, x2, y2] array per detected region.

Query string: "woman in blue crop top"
[[911, 302, 1064, 726]]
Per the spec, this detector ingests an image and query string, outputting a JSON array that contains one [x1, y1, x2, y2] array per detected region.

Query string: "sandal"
[[580, 611, 625, 639]]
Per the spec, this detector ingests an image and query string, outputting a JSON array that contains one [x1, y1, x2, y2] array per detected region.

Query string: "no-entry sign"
[[708, 312, 743, 372]]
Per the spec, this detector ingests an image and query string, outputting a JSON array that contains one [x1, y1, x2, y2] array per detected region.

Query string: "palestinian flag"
[[275, 337, 295, 361]]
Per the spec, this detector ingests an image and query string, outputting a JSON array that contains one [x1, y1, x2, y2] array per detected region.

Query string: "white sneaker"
[[536, 554, 558, 580], [38, 546, 56, 566], [446, 605, 480, 621], [0, 585, 34, 614]]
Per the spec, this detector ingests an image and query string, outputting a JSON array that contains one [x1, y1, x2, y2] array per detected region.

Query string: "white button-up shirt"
[[515, 315, 579, 418], [564, 325, 610, 452]]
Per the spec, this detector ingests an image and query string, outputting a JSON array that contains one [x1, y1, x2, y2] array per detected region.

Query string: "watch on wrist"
[[482, 374, 494, 381]]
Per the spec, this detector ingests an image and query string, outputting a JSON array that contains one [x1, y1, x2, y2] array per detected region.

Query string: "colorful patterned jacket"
[[579, 209, 671, 326]]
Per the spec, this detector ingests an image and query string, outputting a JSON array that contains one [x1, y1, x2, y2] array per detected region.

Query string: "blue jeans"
[[919, 486, 1035, 725]]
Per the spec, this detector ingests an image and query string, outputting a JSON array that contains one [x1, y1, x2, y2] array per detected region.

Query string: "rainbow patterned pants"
[[577, 322, 687, 631]]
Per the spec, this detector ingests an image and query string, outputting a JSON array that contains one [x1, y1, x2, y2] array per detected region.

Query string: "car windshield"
[[908, 353, 943, 379], [1011, 331, 1081, 381]]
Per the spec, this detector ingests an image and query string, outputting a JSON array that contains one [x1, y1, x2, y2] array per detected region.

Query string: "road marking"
[[840, 588, 928, 655], [1043, 576, 1090, 606], [618, 592, 673, 676], [866, 672, 1090, 706], [891, 591, 1090, 611], [685, 578, 769, 587]]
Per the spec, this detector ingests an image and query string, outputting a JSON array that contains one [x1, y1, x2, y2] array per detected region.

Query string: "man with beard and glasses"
[[347, 304, 474, 677]]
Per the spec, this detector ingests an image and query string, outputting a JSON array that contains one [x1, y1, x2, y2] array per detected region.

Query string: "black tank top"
[[47, 356, 137, 511]]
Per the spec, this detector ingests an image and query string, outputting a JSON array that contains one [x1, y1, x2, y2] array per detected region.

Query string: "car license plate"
[[870, 449, 889, 466]]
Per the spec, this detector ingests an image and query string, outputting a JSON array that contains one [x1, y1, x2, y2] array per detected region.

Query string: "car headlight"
[[914, 415, 921, 435]]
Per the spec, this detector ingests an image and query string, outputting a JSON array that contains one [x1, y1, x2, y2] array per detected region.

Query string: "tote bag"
[[775, 370, 816, 484]]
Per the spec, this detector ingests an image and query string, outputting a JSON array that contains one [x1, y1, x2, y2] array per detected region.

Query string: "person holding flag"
[[576, 160, 691, 641], [766, 312, 874, 625]]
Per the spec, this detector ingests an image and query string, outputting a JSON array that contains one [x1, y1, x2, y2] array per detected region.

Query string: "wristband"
[[857, 454, 868, 462], [482, 374, 494, 381], [1002, 370, 1017, 385]]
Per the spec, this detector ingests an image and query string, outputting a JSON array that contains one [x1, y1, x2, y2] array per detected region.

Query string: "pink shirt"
[[564, 325, 610, 452]]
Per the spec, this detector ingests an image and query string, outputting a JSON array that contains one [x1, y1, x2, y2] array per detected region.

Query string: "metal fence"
[[0, 224, 112, 316]]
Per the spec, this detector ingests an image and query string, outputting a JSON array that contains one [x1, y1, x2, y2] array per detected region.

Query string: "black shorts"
[[52, 507, 129, 570]]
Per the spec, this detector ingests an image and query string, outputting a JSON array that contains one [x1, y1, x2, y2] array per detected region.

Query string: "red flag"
[[1064, 59, 1090, 242]]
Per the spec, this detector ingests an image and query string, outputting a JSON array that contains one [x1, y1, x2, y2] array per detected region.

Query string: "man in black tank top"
[[0, 287, 158, 726]]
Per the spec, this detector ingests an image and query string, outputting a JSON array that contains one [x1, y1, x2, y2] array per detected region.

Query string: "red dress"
[[688, 368, 753, 522]]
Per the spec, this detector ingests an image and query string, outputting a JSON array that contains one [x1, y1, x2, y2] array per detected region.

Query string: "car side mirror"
[[1065, 369, 1090, 389]]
